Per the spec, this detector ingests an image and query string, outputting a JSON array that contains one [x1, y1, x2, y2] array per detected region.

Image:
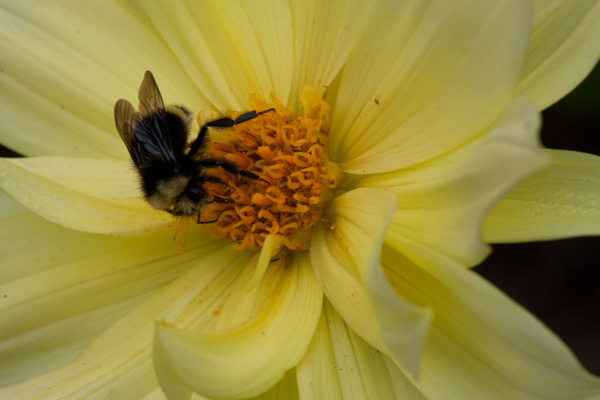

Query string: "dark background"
[[1, 65, 599, 374]]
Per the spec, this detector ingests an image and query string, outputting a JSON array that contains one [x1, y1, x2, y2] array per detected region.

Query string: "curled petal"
[[350, 98, 549, 267], [516, 0, 600, 109], [153, 251, 322, 400], [0, 244, 249, 399], [0, 157, 172, 236], [485, 149, 600, 242], [296, 298, 426, 400], [311, 187, 432, 378], [381, 243, 600, 400]]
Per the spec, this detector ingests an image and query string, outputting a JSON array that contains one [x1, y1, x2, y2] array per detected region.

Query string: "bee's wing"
[[114, 99, 144, 165], [138, 70, 165, 117]]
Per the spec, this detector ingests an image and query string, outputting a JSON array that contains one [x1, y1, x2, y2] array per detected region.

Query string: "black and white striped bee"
[[114, 71, 272, 217]]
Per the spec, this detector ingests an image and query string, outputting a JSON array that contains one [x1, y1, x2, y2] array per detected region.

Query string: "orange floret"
[[196, 87, 338, 251]]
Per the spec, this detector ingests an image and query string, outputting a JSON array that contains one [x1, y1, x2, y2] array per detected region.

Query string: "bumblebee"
[[114, 71, 271, 217]]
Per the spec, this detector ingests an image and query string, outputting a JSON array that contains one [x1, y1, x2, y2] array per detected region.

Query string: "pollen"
[[198, 85, 340, 251]]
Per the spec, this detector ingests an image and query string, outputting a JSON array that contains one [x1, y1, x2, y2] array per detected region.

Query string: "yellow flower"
[[1, 1, 600, 399]]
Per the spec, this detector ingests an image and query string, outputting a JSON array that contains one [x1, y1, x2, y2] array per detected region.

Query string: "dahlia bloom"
[[1, 1, 600, 399]]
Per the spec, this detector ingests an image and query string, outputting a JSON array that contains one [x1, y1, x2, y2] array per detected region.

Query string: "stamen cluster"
[[202, 90, 336, 250]]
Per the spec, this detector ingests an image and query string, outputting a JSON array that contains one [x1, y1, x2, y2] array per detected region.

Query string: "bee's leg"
[[189, 176, 231, 224], [198, 158, 265, 182], [188, 124, 210, 157], [189, 117, 235, 157], [196, 176, 234, 203], [201, 196, 232, 205], [197, 215, 218, 224], [233, 108, 275, 125], [188, 109, 275, 157], [212, 197, 233, 203], [195, 195, 231, 224], [198, 174, 230, 186]]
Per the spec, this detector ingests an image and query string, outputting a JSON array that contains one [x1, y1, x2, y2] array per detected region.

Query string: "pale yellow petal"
[[350, 99, 549, 267], [516, 0, 600, 110], [0, 211, 222, 389], [0, 187, 26, 218], [0, 244, 249, 399], [142, 0, 293, 110], [0, 157, 173, 236], [163, 368, 302, 400], [330, 0, 532, 174], [484, 149, 600, 243], [296, 298, 400, 400], [154, 251, 322, 399], [142, 387, 169, 400], [381, 243, 600, 400], [295, 303, 343, 400], [248, 369, 300, 400], [0, 214, 218, 344], [249, 233, 286, 289], [310, 223, 383, 363], [287, 0, 374, 112], [323, 67, 344, 114], [0, 1, 205, 158], [160, 372, 302, 400], [0, 293, 149, 387], [383, 358, 428, 400], [296, 299, 429, 399], [140, 388, 168, 400], [9, 157, 139, 200], [0, 213, 87, 285], [118, 0, 153, 23], [311, 188, 432, 378], [153, 340, 193, 400]]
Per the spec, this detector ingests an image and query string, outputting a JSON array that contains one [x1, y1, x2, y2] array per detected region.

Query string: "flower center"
[[194, 85, 340, 251]]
